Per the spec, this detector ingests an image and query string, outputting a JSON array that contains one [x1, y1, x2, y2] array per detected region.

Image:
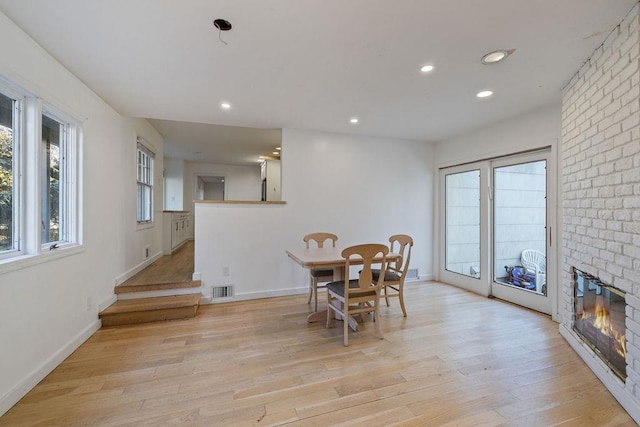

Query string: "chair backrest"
[[342, 243, 388, 292], [303, 232, 338, 249], [388, 234, 413, 279], [521, 249, 545, 274]]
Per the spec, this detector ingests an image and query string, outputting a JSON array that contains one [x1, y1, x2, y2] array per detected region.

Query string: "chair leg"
[[343, 310, 349, 346], [307, 277, 313, 304], [398, 284, 407, 317], [326, 293, 333, 328], [374, 303, 383, 339]]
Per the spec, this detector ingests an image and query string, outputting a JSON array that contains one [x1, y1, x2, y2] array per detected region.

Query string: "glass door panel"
[[493, 160, 547, 294], [490, 152, 552, 315], [445, 170, 480, 278]]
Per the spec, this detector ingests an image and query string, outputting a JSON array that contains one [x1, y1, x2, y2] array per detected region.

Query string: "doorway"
[[196, 176, 225, 201], [439, 150, 555, 315]]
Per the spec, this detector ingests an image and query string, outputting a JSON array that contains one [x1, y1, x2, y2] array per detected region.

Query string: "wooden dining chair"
[[326, 243, 388, 346], [303, 232, 338, 312], [371, 234, 413, 317]]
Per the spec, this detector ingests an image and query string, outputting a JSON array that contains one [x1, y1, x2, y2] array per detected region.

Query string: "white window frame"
[[0, 85, 23, 260], [136, 138, 154, 224], [0, 74, 83, 271]]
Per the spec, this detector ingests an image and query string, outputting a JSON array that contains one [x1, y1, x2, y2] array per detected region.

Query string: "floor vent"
[[406, 268, 419, 281], [212, 285, 234, 299]]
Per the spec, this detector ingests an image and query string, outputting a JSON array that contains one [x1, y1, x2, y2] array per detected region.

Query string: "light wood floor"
[[1, 282, 635, 426], [117, 240, 195, 288]]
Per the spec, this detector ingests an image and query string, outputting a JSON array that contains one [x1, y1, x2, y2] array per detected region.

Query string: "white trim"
[[98, 294, 117, 313], [199, 286, 308, 304], [0, 319, 100, 417], [113, 250, 163, 286], [197, 278, 436, 304]]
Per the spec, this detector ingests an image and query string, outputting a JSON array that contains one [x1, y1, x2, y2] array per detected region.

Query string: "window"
[[0, 76, 82, 265], [41, 114, 65, 244], [0, 92, 17, 254], [136, 140, 154, 223]]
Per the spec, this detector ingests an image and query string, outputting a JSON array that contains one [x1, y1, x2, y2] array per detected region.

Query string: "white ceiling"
[[0, 1, 635, 165]]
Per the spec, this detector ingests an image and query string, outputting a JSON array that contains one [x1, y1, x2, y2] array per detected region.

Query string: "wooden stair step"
[[99, 294, 201, 327], [115, 280, 201, 294]]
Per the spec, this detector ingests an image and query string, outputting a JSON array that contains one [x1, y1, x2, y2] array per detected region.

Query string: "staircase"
[[99, 241, 202, 326], [99, 294, 201, 326]]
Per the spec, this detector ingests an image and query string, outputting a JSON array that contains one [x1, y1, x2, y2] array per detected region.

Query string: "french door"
[[439, 150, 554, 315]]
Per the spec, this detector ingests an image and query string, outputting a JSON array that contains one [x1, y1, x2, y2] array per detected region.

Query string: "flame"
[[580, 298, 627, 359]]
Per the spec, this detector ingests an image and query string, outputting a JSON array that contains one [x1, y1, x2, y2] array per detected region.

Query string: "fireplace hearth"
[[573, 268, 627, 380]]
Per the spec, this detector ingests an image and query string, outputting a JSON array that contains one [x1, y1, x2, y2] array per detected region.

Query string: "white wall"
[[195, 128, 434, 300], [435, 105, 561, 166], [183, 162, 261, 209], [164, 158, 184, 210], [0, 11, 163, 415]]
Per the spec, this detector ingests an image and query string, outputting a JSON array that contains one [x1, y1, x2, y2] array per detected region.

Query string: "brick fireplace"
[[560, 3, 640, 422]]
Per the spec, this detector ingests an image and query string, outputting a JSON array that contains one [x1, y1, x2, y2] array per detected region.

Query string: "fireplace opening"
[[573, 268, 627, 381]]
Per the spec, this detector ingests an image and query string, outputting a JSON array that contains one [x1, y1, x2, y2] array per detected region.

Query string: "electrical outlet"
[[223, 266, 230, 276]]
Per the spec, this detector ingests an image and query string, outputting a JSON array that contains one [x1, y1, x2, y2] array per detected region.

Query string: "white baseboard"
[[199, 286, 308, 304], [98, 294, 117, 312], [114, 251, 163, 286], [0, 319, 101, 417], [407, 274, 434, 282]]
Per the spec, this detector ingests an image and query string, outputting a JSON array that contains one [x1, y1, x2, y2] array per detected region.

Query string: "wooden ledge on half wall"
[[193, 200, 287, 205]]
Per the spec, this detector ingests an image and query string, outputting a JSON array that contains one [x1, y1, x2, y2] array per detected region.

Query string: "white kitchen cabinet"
[[162, 211, 191, 255]]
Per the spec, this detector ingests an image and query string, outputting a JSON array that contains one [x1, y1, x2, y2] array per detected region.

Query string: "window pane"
[[136, 183, 152, 222], [493, 160, 547, 294], [445, 170, 481, 278], [42, 114, 63, 244], [0, 92, 14, 252]]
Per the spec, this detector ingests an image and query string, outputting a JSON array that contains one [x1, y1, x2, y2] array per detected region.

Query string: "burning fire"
[[580, 298, 627, 359]]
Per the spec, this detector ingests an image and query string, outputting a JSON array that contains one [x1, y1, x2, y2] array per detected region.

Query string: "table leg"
[[305, 265, 356, 331]]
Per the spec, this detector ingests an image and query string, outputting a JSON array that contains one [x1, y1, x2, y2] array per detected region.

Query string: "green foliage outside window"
[[0, 128, 12, 251]]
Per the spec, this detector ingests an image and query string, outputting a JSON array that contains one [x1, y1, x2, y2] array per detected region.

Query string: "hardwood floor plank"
[[0, 281, 635, 426]]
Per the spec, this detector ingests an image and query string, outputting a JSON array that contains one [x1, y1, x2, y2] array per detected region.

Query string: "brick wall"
[[561, 1, 640, 407]]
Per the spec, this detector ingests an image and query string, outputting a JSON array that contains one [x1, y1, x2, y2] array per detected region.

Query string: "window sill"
[[0, 244, 85, 276], [136, 221, 155, 231]]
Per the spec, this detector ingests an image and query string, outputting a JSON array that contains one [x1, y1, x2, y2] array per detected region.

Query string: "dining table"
[[286, 246, 400, 330]]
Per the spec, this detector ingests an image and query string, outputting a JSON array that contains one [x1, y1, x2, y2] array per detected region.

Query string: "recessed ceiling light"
[[481, 50, 509, 64], [420, 64, 434, 73], [477, 90, 494, 98], [350, 117, 359, 124], [276, 147, 281, 150], [273, 151, 279, 155], [220, 102, 231, 109]]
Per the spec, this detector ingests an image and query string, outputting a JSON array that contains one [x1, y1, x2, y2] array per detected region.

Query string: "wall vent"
[[212, 285, 234, 299], [406, 268, 419, 281]]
